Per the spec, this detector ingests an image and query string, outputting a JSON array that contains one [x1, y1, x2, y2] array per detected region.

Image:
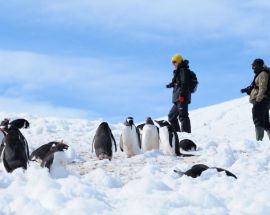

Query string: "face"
[[172, 61, 179, 69]]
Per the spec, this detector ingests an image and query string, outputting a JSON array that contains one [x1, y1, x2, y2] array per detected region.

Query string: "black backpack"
[[265, 68, 270, 98], [189, 70, 198, 93]]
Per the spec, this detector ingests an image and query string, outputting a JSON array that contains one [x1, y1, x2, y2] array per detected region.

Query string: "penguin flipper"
[[110, 132, 117, 152], [119, 135, 124, 152], [136, 127, 141, 149]]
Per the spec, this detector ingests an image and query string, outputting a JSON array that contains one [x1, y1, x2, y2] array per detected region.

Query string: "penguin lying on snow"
[[0, 118, 30, 173], [30, 140, 69, 163], [140, 117, 159, 152], [179, 139, 197, 151], [155, 120, 194, 157], [120, 117, 141, 158], [174, 164, 237, 179], [40, 142, 69, 171], [92, 122, 117, 160]]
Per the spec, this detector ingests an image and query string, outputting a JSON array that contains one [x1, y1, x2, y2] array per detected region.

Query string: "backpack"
[[265, 67, 270, 98], [189, 70, 198, 93]]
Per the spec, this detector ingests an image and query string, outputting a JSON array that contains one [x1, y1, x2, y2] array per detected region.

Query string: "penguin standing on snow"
[[119, 117, 141, 158], [0, 118, 30, 173], [92, 122, 117, 160], [155, 120, 194, 156], [141, 117, 159, 152], [174, 164, 237, 179], [40, 142, 69, 172]]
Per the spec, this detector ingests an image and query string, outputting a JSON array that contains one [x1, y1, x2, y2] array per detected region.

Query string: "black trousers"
[[252, 98, 270, 130], [168, 102, 191, 133]]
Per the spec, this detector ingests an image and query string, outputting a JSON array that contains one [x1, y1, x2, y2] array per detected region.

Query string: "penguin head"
[[51, 143, 69, 152], [10, 119, 30, 129], [145, 117, 154, 125], [0, 118, 10, 130], [155, 120, 171, 128], [97, 122, 112, 134], [125, 117, 134, 127]]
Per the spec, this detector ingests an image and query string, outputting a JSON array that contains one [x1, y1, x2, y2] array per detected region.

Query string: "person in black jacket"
[[166, 54, 191, 133]]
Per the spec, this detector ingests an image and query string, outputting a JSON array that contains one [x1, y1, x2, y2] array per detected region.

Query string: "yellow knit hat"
[[171, 54, 183, 63]]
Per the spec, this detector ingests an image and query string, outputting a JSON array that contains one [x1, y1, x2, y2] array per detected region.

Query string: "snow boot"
[[255, 127, 264, 141]]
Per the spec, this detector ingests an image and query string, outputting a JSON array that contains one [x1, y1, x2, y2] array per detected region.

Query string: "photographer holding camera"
[[241, 58, 270, 141]]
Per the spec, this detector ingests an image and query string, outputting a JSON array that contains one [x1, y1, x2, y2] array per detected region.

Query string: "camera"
[[240, 86, 252, 95]]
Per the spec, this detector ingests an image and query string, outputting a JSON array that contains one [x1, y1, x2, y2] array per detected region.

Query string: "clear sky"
[[0, 0, 269, 123]]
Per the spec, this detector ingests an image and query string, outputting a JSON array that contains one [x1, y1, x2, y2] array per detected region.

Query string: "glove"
[[178, 96, 185, 104], [166, 83, 173, 88], [240, 88, 245, 93]]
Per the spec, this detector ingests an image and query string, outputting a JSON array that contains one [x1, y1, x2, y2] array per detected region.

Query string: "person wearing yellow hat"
[[166, 54, 192, 133]]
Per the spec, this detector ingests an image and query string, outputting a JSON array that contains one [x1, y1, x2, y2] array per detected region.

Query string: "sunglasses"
[[172, 61, 177, 64]]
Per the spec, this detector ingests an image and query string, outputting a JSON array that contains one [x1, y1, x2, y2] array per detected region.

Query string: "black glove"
[[240, 88, 246, 93], [166, 83, 173, 88]]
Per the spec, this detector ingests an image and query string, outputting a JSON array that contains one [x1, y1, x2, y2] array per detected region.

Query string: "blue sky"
[[0, 0, 270, 123]]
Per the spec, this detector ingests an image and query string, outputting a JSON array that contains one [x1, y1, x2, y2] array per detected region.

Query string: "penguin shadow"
[[30, 140, 69, 171], [174, 164, 237, 179]]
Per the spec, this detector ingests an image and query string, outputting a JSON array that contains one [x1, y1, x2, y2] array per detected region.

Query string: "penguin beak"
[[63, 144, 69, 150]]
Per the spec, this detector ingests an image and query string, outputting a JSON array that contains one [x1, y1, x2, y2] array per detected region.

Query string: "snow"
[[1, 96, 270, 214]]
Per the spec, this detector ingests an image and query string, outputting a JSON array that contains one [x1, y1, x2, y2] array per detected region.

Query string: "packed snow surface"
[[1, 97, 270, 215]]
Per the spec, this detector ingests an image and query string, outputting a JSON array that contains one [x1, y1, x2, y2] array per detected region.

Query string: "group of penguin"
[[0, 117, 237, 179], [0, 118, 69, 173], [92, 117, 237, 179]]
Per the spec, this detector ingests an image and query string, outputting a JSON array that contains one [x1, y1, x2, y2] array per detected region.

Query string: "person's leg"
[[168, 104, 181, 132], [178, 102, 191, 133], [263, 100, 270, 139], [253, 100, 268, 141]]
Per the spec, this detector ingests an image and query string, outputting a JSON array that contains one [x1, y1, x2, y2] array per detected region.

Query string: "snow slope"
[[1, 96, 270, 215]]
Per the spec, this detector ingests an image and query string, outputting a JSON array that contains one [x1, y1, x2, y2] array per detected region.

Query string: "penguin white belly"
[[142, 125, 159, 151], [159, 127, 175, 155], [121, 127, 141, 156]]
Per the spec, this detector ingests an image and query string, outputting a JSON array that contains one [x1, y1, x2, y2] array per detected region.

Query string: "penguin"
[[119, 117, 141, 158], [155, 120, 194, 157], [92, 122, 117, 160], [0, 118, 30, 173], [30, 140, 69, 163], [174, 164, 237, 179], [41, 143, 69, 172], [141, 117, 159, 152], [179, 139, 197, 151]]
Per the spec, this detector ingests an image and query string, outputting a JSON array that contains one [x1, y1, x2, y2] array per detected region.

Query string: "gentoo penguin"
[[155, 120, 194, 156], [174, 164, 237, 179], [179, 139, 197, 151], [119, 117, 141, 158], [0, 118, 30, 173], [141, 117, 159, 152], [30, 140, 69, 163], [92, 122, 117, 160], [41, 142, 69, 172]]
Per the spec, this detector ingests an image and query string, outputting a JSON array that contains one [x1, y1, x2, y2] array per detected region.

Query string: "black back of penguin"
[[0, 118, 30, 173], [41, 143, 69, 170], [92, 122, 117, 159], [30, 141, 67, 162]]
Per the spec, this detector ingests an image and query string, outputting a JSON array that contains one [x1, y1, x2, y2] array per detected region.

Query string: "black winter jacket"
[[168, 60, 191, 104]]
